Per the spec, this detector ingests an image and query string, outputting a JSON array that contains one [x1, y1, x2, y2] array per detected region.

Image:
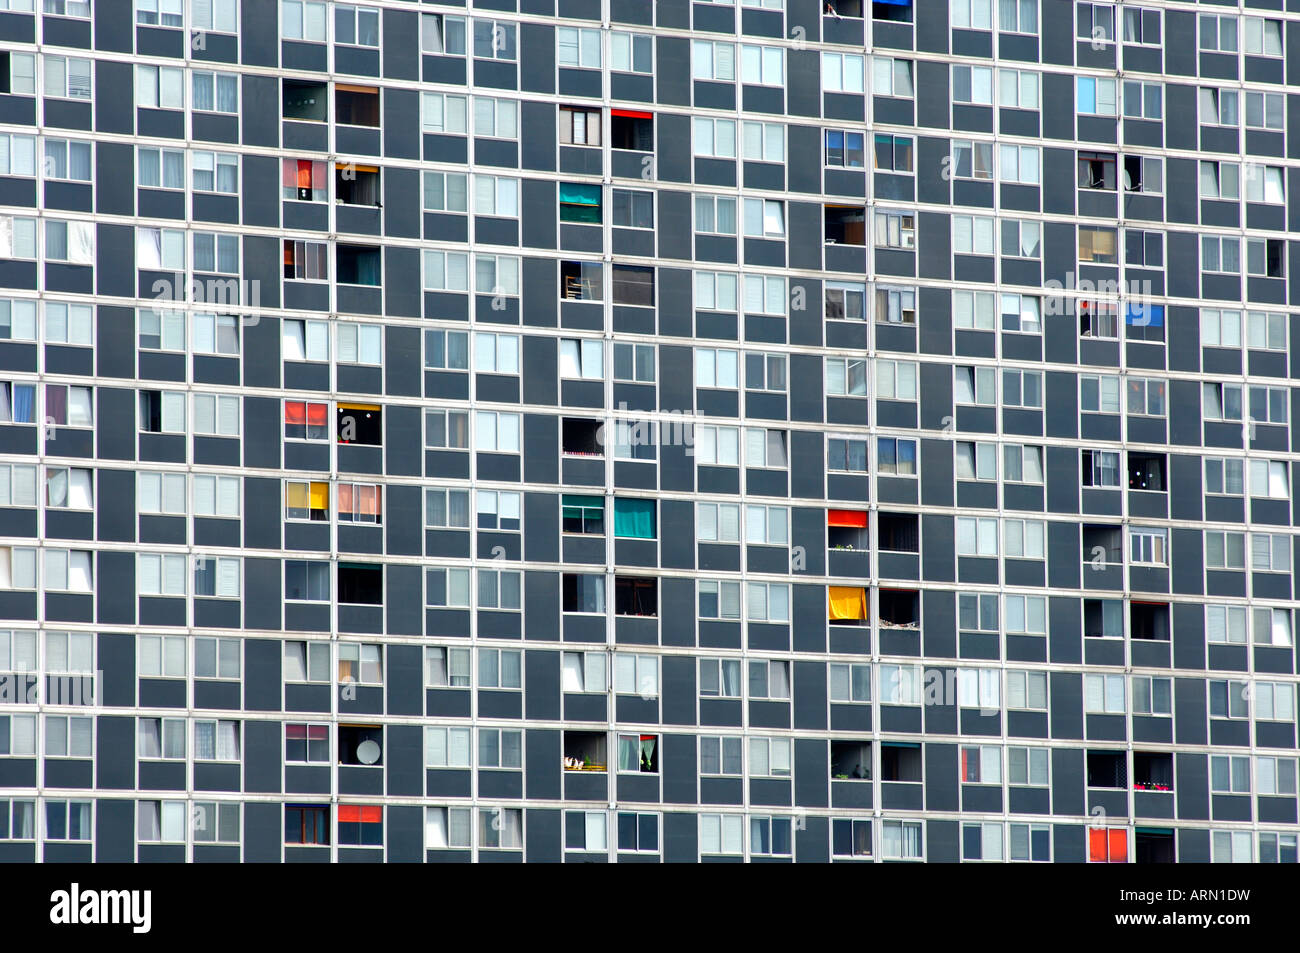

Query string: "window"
[[1253, 607, 1292, 647], [747, 582, 790, 623], [882, 820, 922, 860], [746, 352, 787, 394], [476, 490, 520, 532], [612, 189, 653, 229], [1245, 165, 1285, 206], [137, 0, 182, 24], [421, 92, 468, 135], [1210, 678, 1250, 719], [190, 151, 237, 195], [953, 65, 993, 106], [1246, 311, 1286, 351], [749, 736, 792, 778], [424, 726, 471, 769], [472, 175, 519, 221], [475, 411, 521, 454], [43, 221, 94, 266], [615, 812, 657, 853], [0, 713, 36, 756], [698, 503, 741, 543], [826, 129, 866, 169], [0, 464, 36, 507], [998, 69, 1039, 110], [952, 139, 993, 181], [826, 358, 867, 397], [699, 736, 743, 777], [874, 286, 915, 327], [740, 44, 783, 87], [477, 569, 522, 611], [1250, 460, 1289, 500], [952, 0, 992, 30], [742, 199, 785, 239], [1203, 382, 1244, 422], [0, 217, 36, 260], [191, 393, 239, 437], [700, 814, 744, 856], [1246, 238, 1286, 279], [871, 56, 911, 97], [1256, 682, 1295, 723], [821, 51, 865, 94], [283, 641, 331, 683], [424, 567, 470, 608], [872, 134, 912, 174], [698, 580, 741, 622], [421, 13, 466, 54], [192, 313, 239, 356], [1211, 754, 1251, 795], [284, 805, 329, 846], [693, 40, 736, 82], [611, 31, 652, 74], [42, 138, 90, 184], [612, 343, 654, 384], [956, 517, 998, 557], [1125, 377, 1165, 418], [617, 732, 659, 772], [1007, 669, 1048, 712], [1076, 77, 1116, 116], [285, 560, 329, 602], [875, 359, 918, 401], [560, 652, 605, 694], [1246, 91, 1285, 131], [193, 556, 239, 599], [0, 136, 35, 180], [190, 69, 237, 114], [478, 648, 522, 691], [1122, 80, 1162, 120], [45, 56, 92, 102], [281, 0, 326, 40], [42, 385, 92, 428], [744, 428, 787, 470], [952, 214, 994, 256], [1204, 532, 1246, 571], [138, 552, 187, 597]]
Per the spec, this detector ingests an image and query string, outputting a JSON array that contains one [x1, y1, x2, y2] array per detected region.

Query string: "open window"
[[336, 163, 380, 206], [826, 0, 864, 16], [283, 79, 327, 121], [562, 573, 605, 613], [1084, 598, 1123, 639], [1077, 151, 1117, 190], [829, 586, 868, 627], [336, 244, 380, 286], [878, 588, 919, 629], [1133, 751, 1173, 791], [1128, 451, 1165, 491], [562, 417, 603, 457], [561, 260, 603, 300], [283, 158, 328, 202], [831, 740, 872, 780], [610, 109, 653, 151], [1134, 829, 1174, 864], [825, 204, 867, 245], [614, 576, 657, 617], [559, 183, 602, 224], [563, 731, 607, 771], [877, 512, 919, 553], [338, 563, 382, 605], [828, 509, 867, 550], [1130, 601, 1169, 642], [872, 0, 911, 22], [880, 742, 922, 782], [336, 84, 380, 127], [338, 725, 383, 765], [1086, 750, 1127, 789], [336, 402, 381, 445], [1082, 524, 1122, 565]]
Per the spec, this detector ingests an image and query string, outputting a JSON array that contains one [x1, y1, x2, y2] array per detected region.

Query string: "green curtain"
[[613, 498, 655, 538], [559, 183, 601, 205]]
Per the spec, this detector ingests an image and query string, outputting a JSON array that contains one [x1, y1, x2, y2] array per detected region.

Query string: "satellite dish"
[[356, 740, 381, 765]]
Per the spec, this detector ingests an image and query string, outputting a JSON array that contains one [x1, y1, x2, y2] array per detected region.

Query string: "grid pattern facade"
[[0, 0, 1298, 863]]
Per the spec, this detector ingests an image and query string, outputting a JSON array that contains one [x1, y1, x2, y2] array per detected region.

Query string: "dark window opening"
[[562, 418, 603, 456], [871, 0, 910, 23], [828, 517, 868, 550], [336, 165, 380, 206], [562, 573, 605, 613], [878, 512, 919, 553], [337, 404, 381, 445], [1128, 451, 1165, 491], [1087, 750, 1128, 789], [338, 725, 383, 766], [338, 563, 382, 605], [562, 495, 604, 535], [612, 265, 655, 307], [563, 731, 607, 771], [1135, 830, 1175, 864], [615, 576, 657, 617], [1082, 524, 1122, 564], [283, 80, 327, 122], [826, 0, 864, 17], [880, 743, 922, 782], [610, 113, 653, 151], [335, 86, 380, 127], [878, 588, 919, 628], [1133, 752, 1173, 791], [831, 741, 872, 780], [825, 205, 867, 246], [336, 244, 381, 286], [1130, 602, 1170, 642], [561, 260, 603, 300]]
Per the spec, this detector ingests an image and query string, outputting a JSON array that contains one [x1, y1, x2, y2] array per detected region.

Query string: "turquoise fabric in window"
[[613, 498, 656, 538]]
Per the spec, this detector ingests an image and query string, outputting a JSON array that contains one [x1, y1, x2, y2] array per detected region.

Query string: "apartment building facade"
[[0, 0, 1298, 862]]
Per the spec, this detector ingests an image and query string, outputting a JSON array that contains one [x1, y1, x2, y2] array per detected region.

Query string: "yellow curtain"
[[285, 482, 307, 510], [309, 482, 328, 511], [828, 587, 867, 620]]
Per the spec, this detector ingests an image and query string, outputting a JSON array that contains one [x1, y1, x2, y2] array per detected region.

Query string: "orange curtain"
[[306, 402, 328, 426], [337, 483, 354, 516], [284, 401, 305, 425], [829, 587, 867, 620], [828, 509, 867, 528]]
